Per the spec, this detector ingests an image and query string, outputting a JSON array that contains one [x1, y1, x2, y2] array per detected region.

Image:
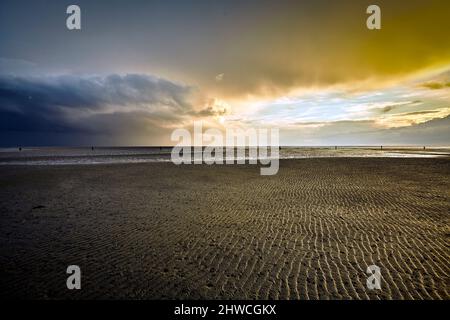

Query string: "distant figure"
[[423, 146, 426, 150], [91, 146, 94, 151], [380, 145, 383, 150], [19, 147, 22, 151]]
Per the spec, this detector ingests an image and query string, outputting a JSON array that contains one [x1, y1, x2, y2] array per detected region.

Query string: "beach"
[[0, 158, 449, 299]]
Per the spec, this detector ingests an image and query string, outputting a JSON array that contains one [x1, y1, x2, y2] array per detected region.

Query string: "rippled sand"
[[0, 158, 449, 299]]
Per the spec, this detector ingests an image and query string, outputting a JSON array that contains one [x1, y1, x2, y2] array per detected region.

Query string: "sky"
[[0, 0, 449, 146]]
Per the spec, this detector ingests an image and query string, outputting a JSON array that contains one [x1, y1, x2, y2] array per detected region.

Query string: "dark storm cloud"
[[2, 0, 449, 100], [0, 74, 217, 146], [0, 73, 193, 114]]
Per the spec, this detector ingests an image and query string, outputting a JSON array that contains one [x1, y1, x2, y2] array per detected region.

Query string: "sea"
[[0, 146, 449, 165]]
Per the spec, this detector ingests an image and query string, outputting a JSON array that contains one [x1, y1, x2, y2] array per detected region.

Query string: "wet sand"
[[0, 158, 449, 299]]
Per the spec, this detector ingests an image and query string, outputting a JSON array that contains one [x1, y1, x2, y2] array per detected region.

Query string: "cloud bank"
[[0, 74, 221, 146]]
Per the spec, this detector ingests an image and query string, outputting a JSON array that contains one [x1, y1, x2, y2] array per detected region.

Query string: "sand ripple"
[[0, 158, 448, 299]]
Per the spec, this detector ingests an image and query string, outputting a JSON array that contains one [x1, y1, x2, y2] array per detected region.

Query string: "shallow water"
[[0, 146, 448, 165]]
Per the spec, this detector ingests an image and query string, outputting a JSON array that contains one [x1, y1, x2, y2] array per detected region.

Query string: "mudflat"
[[0, 158, 449, 299]]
